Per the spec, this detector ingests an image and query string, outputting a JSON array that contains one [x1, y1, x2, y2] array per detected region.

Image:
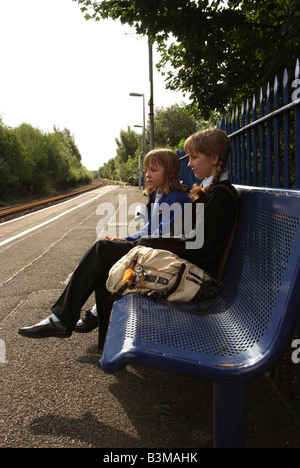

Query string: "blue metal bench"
[[100, 186, 300, 448]]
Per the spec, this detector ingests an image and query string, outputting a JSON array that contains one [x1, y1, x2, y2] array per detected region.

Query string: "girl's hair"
[[143, 148, 186, 195], [184, 128, 231, 201]]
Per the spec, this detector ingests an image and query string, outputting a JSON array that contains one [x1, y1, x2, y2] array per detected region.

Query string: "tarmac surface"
[[1, 185, 300, 449]]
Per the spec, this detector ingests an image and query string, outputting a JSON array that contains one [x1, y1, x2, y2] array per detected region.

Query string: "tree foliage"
[[153, 103, 198, 147], [115, 126, 139, 164], [99, 126, 140, 184], [115, 126, 140, 183], [0, 120, 92, 202], [98, 103, 200, 183], [73, 0, 300, 116]]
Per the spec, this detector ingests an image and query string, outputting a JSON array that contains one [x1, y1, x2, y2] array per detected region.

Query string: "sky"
[[0, 0, 188, 170]]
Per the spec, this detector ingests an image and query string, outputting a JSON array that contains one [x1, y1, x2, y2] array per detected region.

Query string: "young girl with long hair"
[[74, 148, 191, 333], [126, 147, 190, 241]]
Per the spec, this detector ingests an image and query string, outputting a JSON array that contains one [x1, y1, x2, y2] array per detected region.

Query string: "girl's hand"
[[106, 236, 126, 241]]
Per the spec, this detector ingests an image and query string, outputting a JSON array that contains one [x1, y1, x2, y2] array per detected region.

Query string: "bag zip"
[[186, 276, 202, 286], [187, 270, 202, 281]]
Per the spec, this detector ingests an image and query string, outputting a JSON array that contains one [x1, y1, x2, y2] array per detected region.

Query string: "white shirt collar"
[[202, 171, 229, 188]]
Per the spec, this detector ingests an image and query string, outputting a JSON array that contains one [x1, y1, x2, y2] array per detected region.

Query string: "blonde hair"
[[143, 148, 186, 195], [184, 128, 231, 201]]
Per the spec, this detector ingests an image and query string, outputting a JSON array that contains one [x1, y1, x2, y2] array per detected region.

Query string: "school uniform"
[[126, 189, 191, 241], [139, 179, 238, 279], [51, 180, 237, 346]]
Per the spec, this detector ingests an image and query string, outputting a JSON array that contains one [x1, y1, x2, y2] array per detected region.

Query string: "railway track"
[[0, 181, 104, 222]]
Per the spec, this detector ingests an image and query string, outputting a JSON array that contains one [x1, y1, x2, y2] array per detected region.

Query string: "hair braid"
[[212, 159, 226, 186]]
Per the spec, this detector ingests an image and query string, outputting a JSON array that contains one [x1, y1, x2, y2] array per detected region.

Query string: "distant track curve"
[[0, 181, 105, 222]]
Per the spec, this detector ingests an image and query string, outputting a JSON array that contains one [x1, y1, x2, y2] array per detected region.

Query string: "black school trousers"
[[51, 237, 188, 347]]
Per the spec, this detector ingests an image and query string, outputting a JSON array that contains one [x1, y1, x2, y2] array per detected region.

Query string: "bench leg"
[[214, 381, 246, 448]]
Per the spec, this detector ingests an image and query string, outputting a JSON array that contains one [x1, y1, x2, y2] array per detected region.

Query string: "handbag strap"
[[212, 183, 239, 284]]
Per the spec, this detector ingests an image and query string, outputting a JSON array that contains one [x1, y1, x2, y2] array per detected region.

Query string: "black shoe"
[[74, 310, 98, 333], [18, 317, 72, 339]]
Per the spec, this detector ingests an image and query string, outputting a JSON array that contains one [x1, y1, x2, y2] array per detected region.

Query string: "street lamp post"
[[148, 39, 155, 150], [129, 93, 146, 190]]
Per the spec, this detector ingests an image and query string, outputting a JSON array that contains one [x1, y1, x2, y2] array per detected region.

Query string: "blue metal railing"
[[220, 58, 300, 190], [179, 58, 300, 190]]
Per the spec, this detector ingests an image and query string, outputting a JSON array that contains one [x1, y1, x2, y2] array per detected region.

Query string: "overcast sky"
[[0, 0, 188, 170]]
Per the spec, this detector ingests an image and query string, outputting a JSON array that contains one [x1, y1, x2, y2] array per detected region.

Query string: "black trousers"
[[51, 237, 188, 347]]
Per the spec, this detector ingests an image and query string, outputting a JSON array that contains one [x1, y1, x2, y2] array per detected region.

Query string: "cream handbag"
[[106, 245, 210, 302]]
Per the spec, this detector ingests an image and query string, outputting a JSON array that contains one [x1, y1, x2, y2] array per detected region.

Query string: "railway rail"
[[0, 181, 104, 222]]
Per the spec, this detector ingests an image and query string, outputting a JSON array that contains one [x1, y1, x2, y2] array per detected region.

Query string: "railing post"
[[274, 76, 280, 187], [235, 107, 241, 184], [295, 59, 300, 189], [266, 82, 272, 187], [231, 110, 236, 184], [246, 99, 251, 185], [283, 68, 290, 188], [252, 94, 258, 186], [259, 88, 265, 186], [241, 103, 246, 185], [227, 116, 233, 182]]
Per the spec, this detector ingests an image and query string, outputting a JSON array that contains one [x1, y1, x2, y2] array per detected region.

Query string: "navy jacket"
[[126, 189, 191, 241]]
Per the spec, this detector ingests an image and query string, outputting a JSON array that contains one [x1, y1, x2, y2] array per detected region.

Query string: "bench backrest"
[[216, 186, 300, 359]]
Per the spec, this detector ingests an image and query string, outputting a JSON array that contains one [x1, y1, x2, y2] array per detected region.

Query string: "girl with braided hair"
[[172, 127, 238, 278], [18, 128, 238, 346], [186, 127, 231, 201]]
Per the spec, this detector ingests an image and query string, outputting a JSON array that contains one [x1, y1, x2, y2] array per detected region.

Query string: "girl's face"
[[145, 161, 165, 193], [188, 149, 219, 180]]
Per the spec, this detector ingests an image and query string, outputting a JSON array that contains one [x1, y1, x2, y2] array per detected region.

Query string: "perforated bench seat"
[[100, 187, 300, 447]]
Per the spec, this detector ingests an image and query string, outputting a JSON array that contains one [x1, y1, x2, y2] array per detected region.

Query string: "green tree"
[[50, 127, 90, 189], [115, 126, 140, 182], [153, 103, 198, 147], [0, 122, 15, 198], [98, 157, 117, 180], [0, 119, 92, 200], [98, 127, 141, 183], [115, 126, 140, 164], [73, 0, 300, 116], [117, 155, 139, 185], [0, 123, 29, 197], [15, 123, 49, 191]]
